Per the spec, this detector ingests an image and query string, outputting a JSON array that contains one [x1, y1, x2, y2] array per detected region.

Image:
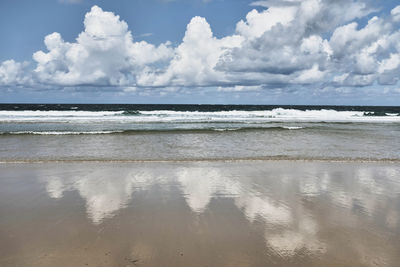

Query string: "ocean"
[[0, 104, 399, 161], [2, 104, 400, 266]]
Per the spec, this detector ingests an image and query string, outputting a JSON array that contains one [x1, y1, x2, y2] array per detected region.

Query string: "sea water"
[[0, 104, 399, 161]]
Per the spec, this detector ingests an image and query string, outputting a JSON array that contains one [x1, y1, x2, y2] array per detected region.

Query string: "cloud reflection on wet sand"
[[8, 161, 400, 266]]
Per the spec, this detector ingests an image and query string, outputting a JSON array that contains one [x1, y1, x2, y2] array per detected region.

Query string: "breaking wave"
[[0, 126, 306, 135], [0, 108, 399, 123]]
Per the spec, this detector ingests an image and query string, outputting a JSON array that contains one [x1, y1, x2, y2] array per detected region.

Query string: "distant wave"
[[282, 126, 304, 130], [210, 126, 305, 132], [363, 112, 399, 117], [0, 110, 123, 117], [0, 126, 306, 135], [0, 131, 124, 135], [0, 108, 399, 123], [121, 110, 140, 116], [1, 156, 400, 163]]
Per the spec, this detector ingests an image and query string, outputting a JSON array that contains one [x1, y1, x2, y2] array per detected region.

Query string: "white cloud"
[[236, 6, 297, 39], [32, 6, 173, 87], [217, 85, 263, 92], [293, 64, 326, 84], [138, 16, 243, 87], [391, 5, 400, 22], [0, 60, 32, 86], [1, 1, 400, 96]]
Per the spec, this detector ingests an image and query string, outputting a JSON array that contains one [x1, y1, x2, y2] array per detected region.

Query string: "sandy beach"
[[2, 0, 400, 265], [1, 160, 399, 266]]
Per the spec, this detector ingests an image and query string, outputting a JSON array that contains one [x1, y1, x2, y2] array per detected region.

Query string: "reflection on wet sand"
[[1, 161, 400, 266], [40, 169, 157, 224]]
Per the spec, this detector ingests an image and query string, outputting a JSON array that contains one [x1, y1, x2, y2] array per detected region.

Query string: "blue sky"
[[1, 0, 400, 104], [0, 0, 256, 62]]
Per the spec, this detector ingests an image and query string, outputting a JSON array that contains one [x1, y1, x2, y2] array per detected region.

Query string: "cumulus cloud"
[[1, 1, 400, 95], [217, 0, 373, 88], [391, 5, 400, 22], [32, 6, 172, 87], [0, 60, 32, 86], [138, 16, 243, 87]]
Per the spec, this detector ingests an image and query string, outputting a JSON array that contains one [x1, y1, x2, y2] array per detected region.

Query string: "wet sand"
[[0, 161, 399, 266]]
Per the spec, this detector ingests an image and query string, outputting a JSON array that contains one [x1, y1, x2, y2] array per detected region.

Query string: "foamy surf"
[[282, 126, 304, 130], [0, 126, 304, 135], [0, 131, 124, 135], [1, 103, 399, 161], [0, 108, 399, 123]]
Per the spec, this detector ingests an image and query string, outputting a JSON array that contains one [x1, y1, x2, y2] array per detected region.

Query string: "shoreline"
[[1, 157, 400, 164]]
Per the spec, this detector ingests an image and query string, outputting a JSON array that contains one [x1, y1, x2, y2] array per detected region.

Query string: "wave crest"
[[0, 108, 399, 123]]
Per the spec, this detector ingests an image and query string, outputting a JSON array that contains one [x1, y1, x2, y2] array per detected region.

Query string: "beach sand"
[[0, 161, 399, 266]]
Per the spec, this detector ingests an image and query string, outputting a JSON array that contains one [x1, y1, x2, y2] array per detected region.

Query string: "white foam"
[[2, 131, 123, 135], [282, 126, 304, 130], [0, 110, 123, 117], [0, 108, 399, 123], [129, 109, 400, 123]]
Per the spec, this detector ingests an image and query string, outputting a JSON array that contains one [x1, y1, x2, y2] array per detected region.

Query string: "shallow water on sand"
[[1, 122, 400, 161], [0, 161, 399, 266]]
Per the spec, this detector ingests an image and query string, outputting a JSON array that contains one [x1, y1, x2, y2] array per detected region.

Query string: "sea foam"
[[0, 108, 398, 123]]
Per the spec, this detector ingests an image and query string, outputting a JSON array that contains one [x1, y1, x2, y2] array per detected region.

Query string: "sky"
[[1, 0, 400, 105]]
